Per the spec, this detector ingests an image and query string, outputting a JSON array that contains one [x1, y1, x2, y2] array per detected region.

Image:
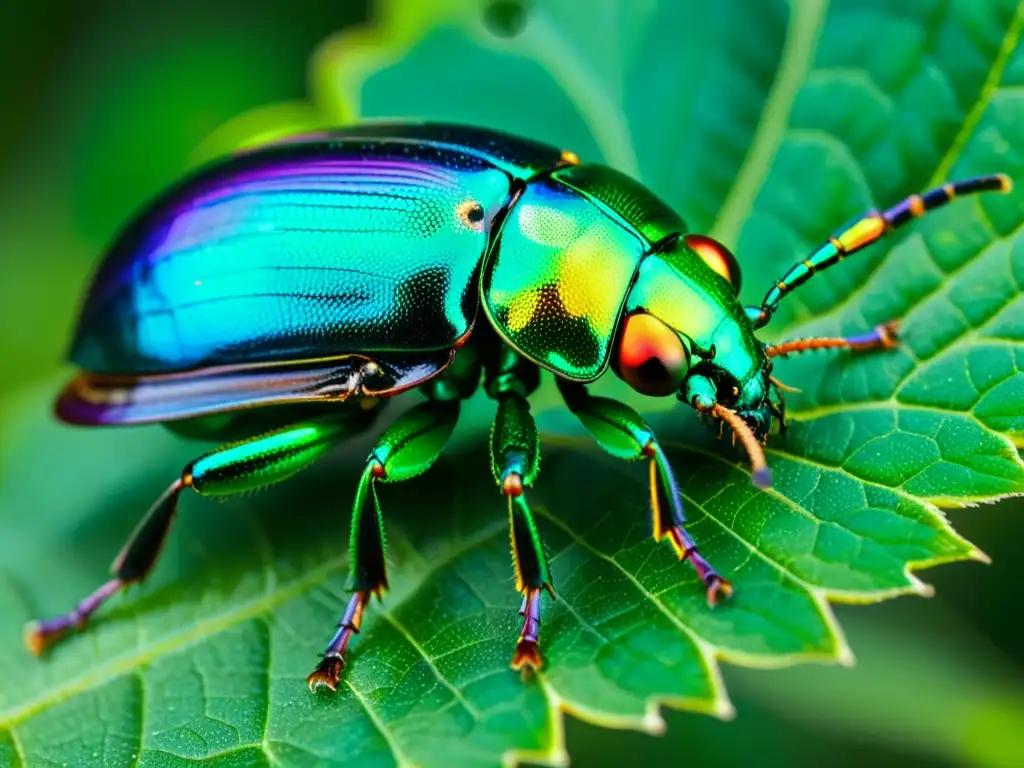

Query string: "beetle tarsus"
[[765, 320, 901, 358], [705, 574, 735, 607], [667, 527, 733, 606], [512, 640, 543, 673], [850, 320, 900, 350], [307, 590, 370, 692], [511, 588, 544, 672], [25, 577, 124, 655]]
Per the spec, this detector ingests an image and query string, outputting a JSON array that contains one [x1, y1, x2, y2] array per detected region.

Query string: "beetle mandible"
[[26, 122, 1011, 690]]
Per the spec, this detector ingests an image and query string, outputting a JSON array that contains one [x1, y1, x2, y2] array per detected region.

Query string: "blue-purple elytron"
[[29, 121, 1011, 691]]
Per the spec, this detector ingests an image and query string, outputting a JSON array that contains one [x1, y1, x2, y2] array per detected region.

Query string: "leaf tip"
[[836, 642, 856, 668], [642, 708, 668, 735], [714, 698, 738, 721], [969, 547, 993, 565]]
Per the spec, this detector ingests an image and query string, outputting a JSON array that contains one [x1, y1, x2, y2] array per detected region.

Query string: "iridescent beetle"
[[28, 123, 1010, 691]]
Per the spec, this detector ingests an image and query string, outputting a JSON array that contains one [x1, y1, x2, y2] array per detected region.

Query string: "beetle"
[[26, 122, 1010, 691]]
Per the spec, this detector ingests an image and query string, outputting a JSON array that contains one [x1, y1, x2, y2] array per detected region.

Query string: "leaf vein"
[[344, 678, 419, 768], [376, 610, 482, 720]]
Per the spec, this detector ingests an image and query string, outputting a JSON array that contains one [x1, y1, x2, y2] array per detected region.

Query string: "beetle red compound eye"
[[684, 233, 742, 293], [615, 313, 690, 396]]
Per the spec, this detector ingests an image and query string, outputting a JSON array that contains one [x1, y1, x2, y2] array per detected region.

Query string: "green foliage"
[[1, 0, 1023, 766]]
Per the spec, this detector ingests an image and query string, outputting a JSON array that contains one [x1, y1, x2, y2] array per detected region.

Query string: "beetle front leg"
[[307, 399, 460, 691], [26, 414, 366, 655], [490, 390, 553, 671], [557, 380, 732, 605]]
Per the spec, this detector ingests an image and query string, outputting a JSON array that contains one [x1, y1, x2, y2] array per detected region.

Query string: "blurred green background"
[[1, 1, 1022, 766]]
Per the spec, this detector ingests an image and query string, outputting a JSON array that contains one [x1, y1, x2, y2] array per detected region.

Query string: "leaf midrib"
[[772, 6, 1024, 335], [930, 1, 1024, 183], [709, 0, 830, 247]]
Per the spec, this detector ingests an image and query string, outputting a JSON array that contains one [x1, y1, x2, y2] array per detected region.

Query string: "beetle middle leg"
[[557, 379, 733, 605], [307, 399, 461, 691], [26, 409, 376, 655], [480, 343, 554, 670], [490, 390, 554, 670]]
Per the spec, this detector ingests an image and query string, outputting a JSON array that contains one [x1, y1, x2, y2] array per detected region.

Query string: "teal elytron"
[[28, 122, 1010, 690]]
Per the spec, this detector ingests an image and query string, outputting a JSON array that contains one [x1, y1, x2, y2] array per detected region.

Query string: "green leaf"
[[2, 1, 1024, 766]]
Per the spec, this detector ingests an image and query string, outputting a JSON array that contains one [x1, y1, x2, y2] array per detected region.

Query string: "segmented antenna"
[[712, 404, 772, 489], [750, 174, 1012, 329]]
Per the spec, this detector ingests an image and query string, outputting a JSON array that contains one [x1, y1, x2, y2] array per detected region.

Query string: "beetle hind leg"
[[25, 481, 185, 653], [484, 345, 553, 672], [505, 488, 555, 672], [513, 585, 547, 671], [307, 589, 371, 692], [26, 413, 370, 655]]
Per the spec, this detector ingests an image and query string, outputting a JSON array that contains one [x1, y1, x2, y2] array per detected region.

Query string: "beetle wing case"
[[67, 138, 514, 377]]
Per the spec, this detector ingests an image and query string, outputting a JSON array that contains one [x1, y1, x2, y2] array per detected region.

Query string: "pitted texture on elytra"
[[483, 178, 646, 380], [553, 164, 687, 244], [72, 141, 512, 374]]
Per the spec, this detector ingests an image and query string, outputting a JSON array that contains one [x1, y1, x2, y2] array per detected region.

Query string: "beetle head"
[[611, 310, 773, 437], [611, 233, 775, 485]]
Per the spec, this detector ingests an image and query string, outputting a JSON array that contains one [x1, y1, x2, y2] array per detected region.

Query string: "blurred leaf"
[[2, 1, 1024, 767], [315, 0, 791, 233], [187, 101, 334, 168], [728, 601, 1024, 768]]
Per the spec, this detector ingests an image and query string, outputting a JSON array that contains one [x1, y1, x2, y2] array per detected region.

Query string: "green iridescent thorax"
[[551, 164, 687, 243], [548, 163, 766, 394], [482, 175, 647, 380], [626, 237, 766, 394]]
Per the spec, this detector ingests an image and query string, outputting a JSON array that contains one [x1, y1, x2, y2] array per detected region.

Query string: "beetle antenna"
[[769, 375, 802, 394], [712, 404, 772, 489], [747, 174, 1011, 329]]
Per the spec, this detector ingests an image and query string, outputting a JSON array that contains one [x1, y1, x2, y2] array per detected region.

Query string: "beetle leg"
[[765, 321, 899, 358], [490, 389, 553, 672], [557, 380, 732, 606], [26, 412, 372, 655], [307, 400, 461, 692]]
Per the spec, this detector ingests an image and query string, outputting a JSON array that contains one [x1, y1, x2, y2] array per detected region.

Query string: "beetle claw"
[[511, 587, 544, 674], [706, 575, 735, 607], [511, 639, 544, 673], [875, 321, 900, 349], [306, 655, 344, 692], [307, 590, 369, 693]]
